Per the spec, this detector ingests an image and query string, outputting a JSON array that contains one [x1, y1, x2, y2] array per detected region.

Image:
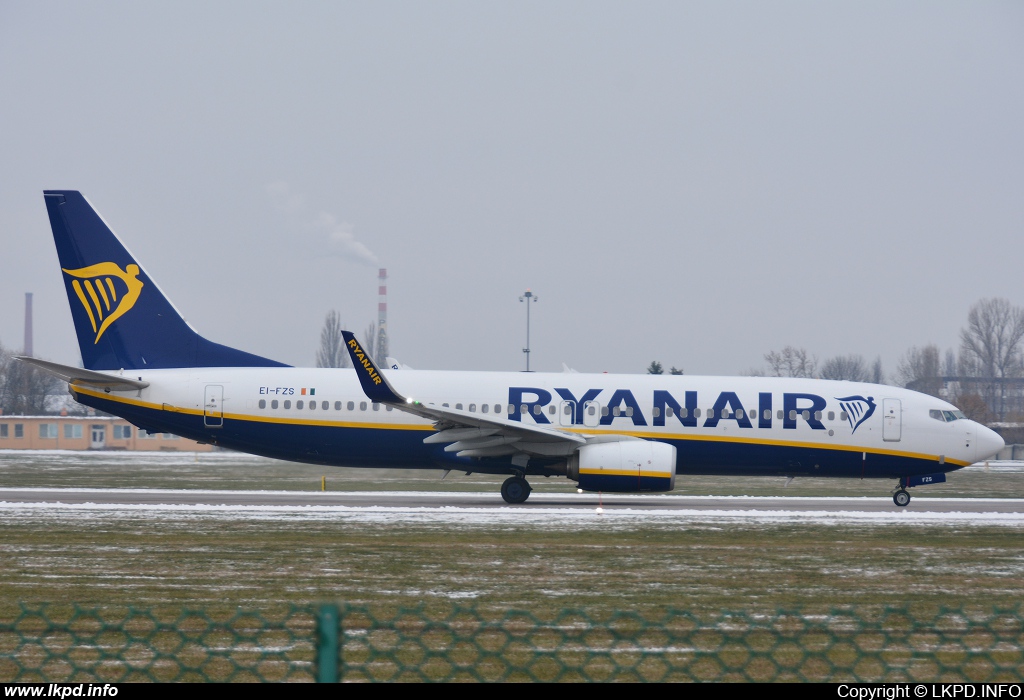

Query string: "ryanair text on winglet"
[[348, 339, 383, 385]]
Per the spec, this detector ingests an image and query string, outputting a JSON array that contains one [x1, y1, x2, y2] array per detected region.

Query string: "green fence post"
[[316, 603, 340, 683]]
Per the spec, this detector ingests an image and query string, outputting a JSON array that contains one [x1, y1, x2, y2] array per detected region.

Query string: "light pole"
[[519, 289, 537, 372]]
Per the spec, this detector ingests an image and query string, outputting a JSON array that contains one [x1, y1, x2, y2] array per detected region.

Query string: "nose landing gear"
[[893, 476, 912, 507], [501, 475, 532, 504]]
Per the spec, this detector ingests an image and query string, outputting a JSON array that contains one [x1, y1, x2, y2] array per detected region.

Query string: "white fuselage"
[[71, 367, 1003, 479]]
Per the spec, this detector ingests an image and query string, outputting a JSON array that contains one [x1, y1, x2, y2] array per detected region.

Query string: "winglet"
[[341, 330, 406, 404]]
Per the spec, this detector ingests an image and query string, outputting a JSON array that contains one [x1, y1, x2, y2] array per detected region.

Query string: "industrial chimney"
[[23, 292, 33, 357], [377, 268, 388, 361]]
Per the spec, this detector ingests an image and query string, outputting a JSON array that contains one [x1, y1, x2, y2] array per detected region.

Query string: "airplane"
[[20, 190, 1005, 507]]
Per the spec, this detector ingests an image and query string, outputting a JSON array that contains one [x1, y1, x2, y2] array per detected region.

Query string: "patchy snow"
[[0, 494, 1023, 528]]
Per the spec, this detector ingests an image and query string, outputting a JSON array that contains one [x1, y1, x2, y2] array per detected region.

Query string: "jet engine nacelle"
[[567, 440, 676, 493]]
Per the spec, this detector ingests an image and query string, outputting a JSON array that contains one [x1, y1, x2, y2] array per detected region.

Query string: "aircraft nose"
[[975, 424, 1005, 462]]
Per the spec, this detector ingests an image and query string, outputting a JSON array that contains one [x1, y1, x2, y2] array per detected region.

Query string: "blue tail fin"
[[44, 190, 288, 370]]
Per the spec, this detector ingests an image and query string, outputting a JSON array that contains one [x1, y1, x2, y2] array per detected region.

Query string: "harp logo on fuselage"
[[62, 262, 144, 344]]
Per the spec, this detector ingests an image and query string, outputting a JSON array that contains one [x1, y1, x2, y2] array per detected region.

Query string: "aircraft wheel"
[[893, 489, 911, 507], [501, 476, 532, 504]]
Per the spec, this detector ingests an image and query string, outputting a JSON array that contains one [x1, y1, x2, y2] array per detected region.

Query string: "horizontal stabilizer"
[[16, 356, 149, 391]]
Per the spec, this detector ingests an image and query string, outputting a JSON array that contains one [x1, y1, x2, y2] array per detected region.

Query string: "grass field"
[[1, 450, 1023, 621]]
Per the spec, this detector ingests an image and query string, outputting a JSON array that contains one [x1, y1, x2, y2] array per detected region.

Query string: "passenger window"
[[764, 410, 771, 421], [347, 401, 355, 411], [468, 403, 476, 412], [482, 404, 489, 414], [443, 403, 450, 408], [736, 409, 744, 419], [322, 401, 329, 410], [372, 403, 380, 411], [533, 405, 542, 415], [508, 404, 515, 414], [309, 401, 315, 410], [386, 406, 393, 411], [667, 407, 675, 418], [334, 401, 341, 410], [840, 411, 848, 422], [626, 407, 633, 417], [271, 400, 279, 409], [789, 410, 796, 421], [520, 405, 528, 414], [258, 399, 266, 409], [495, 405, 502, 414], [548, 405, 556, 415], [777, 410, 784, 420], [284, 400, 291, 409], [601, 406, 609, 416], [801, 410, 810, 421], [694, 408, 701, 418], [828, 411, 834, 421], [296, 400, 304, 409], [587, 405, 596, 416], [359, 402, 367, 411], [456, 403, 463, 410], [814, 411, 822, 421], [563, 405, 572, 415], [652, 407, 661, 418]]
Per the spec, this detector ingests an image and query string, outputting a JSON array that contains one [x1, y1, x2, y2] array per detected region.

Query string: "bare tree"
[[764, 347, 817, 378], [0, 341, 63, 415], [871, 356, 885, 384], [0, 341, 11, 411], [959, 298, 1024, 421], [896, 344, 942, 397], [364, 322, 378, 363], [943, 349, 958, 378], [820, 354, 868, 382], [316, 310, 350, 368]]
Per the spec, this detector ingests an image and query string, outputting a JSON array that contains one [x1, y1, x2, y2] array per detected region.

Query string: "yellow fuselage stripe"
[[579, 469, 671, 478]]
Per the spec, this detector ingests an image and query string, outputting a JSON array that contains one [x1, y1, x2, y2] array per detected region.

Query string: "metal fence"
[[2, 603, 1022, 682]]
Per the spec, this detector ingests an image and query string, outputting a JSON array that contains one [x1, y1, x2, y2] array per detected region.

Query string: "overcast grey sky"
[[1, 2, 1022, 376]]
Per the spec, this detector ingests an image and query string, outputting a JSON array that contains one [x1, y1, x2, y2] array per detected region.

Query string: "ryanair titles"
[[347, 338, 383, 385], [508, 386, 863, 431]]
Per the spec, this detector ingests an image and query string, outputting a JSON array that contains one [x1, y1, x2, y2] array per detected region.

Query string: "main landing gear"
[[501, 476, 532, 504]]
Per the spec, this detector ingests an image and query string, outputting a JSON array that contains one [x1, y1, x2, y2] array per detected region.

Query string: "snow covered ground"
[[1, 490, 1023, 528]]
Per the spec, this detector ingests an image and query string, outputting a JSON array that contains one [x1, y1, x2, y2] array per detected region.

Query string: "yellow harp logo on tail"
[[62, 263, 144, 344]]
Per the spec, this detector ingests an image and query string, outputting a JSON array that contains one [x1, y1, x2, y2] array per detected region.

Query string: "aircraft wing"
[[15, 356, 150, 392], [342, 331, 584, 458]]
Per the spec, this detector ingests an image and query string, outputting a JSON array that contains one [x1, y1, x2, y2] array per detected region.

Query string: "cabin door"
[[583, 400, 602, 428], [882, 398, 901, 442], [204, 385, 224, 428], [559, 401, 576, 427]]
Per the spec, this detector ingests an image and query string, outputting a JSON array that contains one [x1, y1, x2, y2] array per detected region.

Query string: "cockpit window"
[[930, 408, 967, 422]]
